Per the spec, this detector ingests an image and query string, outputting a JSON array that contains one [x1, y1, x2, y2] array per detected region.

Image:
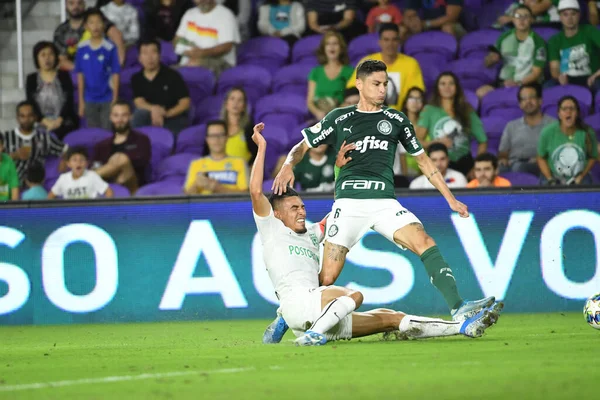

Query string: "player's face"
[[66, 0, 85, 19], [17, 105, 36, 133], [226, 89, 246, 116], [206, 124, 227, 154], [110, 105, 132, 133], [275, 197, 307, 234], [357, 71, 388, 106], [474, 161, 497, 187], [558, 99, 578, 130], [513, 9, 532, 31], [518, 87, 541, 115], [67, 154, 88, 176], [429, 150, 448, 175], [405, 90, 424, 114], [139, 43, 160, 71], [86, 15, 104, 38], [378, 30, 400, 57], [324, 35, 341, 61], [37, 46, 56, 71], [437, 75, 456, 99], [559, 9, 580, 29]]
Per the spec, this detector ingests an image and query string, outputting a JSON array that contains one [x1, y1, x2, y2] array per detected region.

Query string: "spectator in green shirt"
[[546, 0, 600, 94], [306, 31, 354, 121], [477, 4, 547, 99], [0, 135, 20, 201], [537, 95, 598, 185], [293, 144, 336, 192], [416, 72, 488, 177]]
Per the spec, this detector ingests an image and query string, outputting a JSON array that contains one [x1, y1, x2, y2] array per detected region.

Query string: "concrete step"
[[0, 29, 56, 49], [1, 74, 19, 90], [0, 118, 15, 133], [29, 0, 63, 18], [0, 16, 61, 32], [0, 59, 36, 79]]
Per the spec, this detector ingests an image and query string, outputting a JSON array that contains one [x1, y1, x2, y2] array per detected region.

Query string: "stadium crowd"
[[1, 0, 599, 201]]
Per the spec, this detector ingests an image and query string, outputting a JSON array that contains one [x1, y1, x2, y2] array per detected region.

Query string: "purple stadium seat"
[[480, 87, 520, 118], [43, 176, 57, 193], [254, 94, 308, 126], [175, 124, 206, 154], [596, 91, 600, 114], [532, 26, 560, 42], [499, 172, 539, 186], [193, 93, 226, 125], [136, 126, 174, 172], [348, 33, 380, 64], [584, 113, 600, 136], [403, 31, 458, 61], [153, 152, 198, 182], [264, 139, 285, 178], [107, 183, 130, 197], [159, 40, 178, 65], [63, 128, 113, 160], [120, 66, 141, 103], [448, 58, 498, 91], [44, 157, 61, 181], [481, 115, 509, 140], [136, 181, 184, 196], [471, 138, 500, 155], [464, 89, 479, 111], [292, 34, 322, 64], [238, 37, 290, 74], [178, 66, 216, 107], [412, 53, 446, 93], [459, 29, 501, 61], [125, 46, 140, 68], [591, 164, 600, 184], [262, 179, 275, 193], [272, 64, 314, 97], [543, 84, 592, 117], [261, 123, 293, 151], [216, 65, 272, 104]]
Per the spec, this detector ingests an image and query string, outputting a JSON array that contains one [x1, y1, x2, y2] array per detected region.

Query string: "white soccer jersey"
[[51, 170, 109, 199], [253, 209, 323, 301]]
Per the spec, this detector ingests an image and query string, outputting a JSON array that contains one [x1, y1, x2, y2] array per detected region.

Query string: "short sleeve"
[[533, 35, 547, 68], [184, 160, 199, 192], [498, 123, 512, 153], [74, 47, 83, 74], [92, 172, 109, 196], [51, 174, 65, 196], [218, 8, 241, 45], [308, 66, 319, 82], [547, 34, 560, 62], [537, 126, 550, 157], [587, 24, 600, 48], [110, 45, 121, 74], [587, 129, 599, 159], [131, 72, 143, 99], [172, 70, 190, 99], [301, 111, 338, 148], [416, 105, 431, 129], [398, 119, 424, 156], [469, 112, 488, 143], [175, 10, 190, 38], [253, 208, 280, 244], [7, 159, 19, 189]]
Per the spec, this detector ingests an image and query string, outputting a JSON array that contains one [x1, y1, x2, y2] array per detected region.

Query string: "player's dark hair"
[[268, 187, 300, 210], [16, 100, 36, 116], [378, 22, 400, 37], [401, 86, 425, 115], [67, 146, 89, 161], [26, 163, 45, 184], [514, 4, 533, 16], [111, 99, 131, 111], [474, 152, 498, 170], [428, 143, 449, 156], [33, 41, 60, 70], [356, 59, 387, 80], [517, 82, 542, 101], [138, 38, 161, 53], [84, 8, 105, 24], [430, 71, 473, 132]]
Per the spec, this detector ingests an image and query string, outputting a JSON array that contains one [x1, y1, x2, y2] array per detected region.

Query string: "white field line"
[[0, 367, 256, 392]]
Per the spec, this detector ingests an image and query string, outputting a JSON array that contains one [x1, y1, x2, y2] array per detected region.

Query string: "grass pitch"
[[0, 313, 594, 400]]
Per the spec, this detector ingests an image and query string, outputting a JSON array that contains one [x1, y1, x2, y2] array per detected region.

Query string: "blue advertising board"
[[0, 190, 599, 325]]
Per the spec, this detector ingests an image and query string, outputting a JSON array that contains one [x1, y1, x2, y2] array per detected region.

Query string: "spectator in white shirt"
[[409, 143, 467, 189], [49, 146, 113, 199], [101, 0, 140, 47], [174, 0, 240, 75]]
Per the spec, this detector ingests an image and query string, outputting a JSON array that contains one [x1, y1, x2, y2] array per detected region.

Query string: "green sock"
[[420, 246, 463, 311]]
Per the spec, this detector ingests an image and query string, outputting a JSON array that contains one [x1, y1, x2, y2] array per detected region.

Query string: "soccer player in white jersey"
[[265, 59, 501, 343], [250, 123, 502, 346]]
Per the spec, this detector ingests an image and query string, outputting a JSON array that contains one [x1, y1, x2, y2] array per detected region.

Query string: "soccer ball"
[[583, 293, 600, 330]]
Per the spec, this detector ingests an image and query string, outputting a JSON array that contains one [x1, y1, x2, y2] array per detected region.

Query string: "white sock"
[[310, 296, 357, 334], [399, 315, 461, 338]]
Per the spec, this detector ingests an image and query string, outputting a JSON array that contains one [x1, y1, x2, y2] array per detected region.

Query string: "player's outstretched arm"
[[249, 123, 272, 217], [414, 152, 469, 218], [272, 139, 309, 195]]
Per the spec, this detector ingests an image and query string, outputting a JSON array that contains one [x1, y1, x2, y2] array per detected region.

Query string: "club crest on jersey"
[[328, 224, 339, 237], [377, 120, 392, 135], [309, 233, 319, 247]]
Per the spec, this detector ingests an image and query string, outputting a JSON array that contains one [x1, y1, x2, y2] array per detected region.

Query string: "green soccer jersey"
[[417, 105, 487, 162], [537, 121, 598, 182], [301, 105, 423, 200], [495, 29, 547, 82], [294, 147, 336, 191], [0, 153, 19, 201], [548, 24, 600, 77]]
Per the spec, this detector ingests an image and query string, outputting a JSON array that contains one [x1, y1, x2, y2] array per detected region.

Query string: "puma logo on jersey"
[[343, 126, 353, 133], [354, 136, 389, 154]]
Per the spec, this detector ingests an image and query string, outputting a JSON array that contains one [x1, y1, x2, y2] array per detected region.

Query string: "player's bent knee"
[[348, 291, 364, 308], [320, 274, 337, 287]]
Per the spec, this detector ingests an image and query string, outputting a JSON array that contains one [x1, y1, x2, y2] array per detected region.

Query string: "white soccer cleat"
[[294, 330, 327, 346]]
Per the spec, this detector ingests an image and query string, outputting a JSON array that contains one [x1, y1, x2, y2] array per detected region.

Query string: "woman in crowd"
[[220, 87, 257, 163], [398, 86, 426, 178]]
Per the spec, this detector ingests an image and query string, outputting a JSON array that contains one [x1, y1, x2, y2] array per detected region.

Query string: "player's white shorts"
[[325, 198, 422, 250], [280, 286, 353, 341]]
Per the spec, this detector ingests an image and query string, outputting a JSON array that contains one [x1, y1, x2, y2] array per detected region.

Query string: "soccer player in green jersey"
[[263, 60, 500, 344]]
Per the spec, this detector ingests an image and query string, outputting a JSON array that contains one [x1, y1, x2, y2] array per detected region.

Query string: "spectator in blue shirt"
[[21, 163, 49, 200], [75, 8, 120, 130]]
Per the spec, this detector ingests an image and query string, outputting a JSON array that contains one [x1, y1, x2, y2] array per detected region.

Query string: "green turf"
[[0, 313, 595, 400]]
